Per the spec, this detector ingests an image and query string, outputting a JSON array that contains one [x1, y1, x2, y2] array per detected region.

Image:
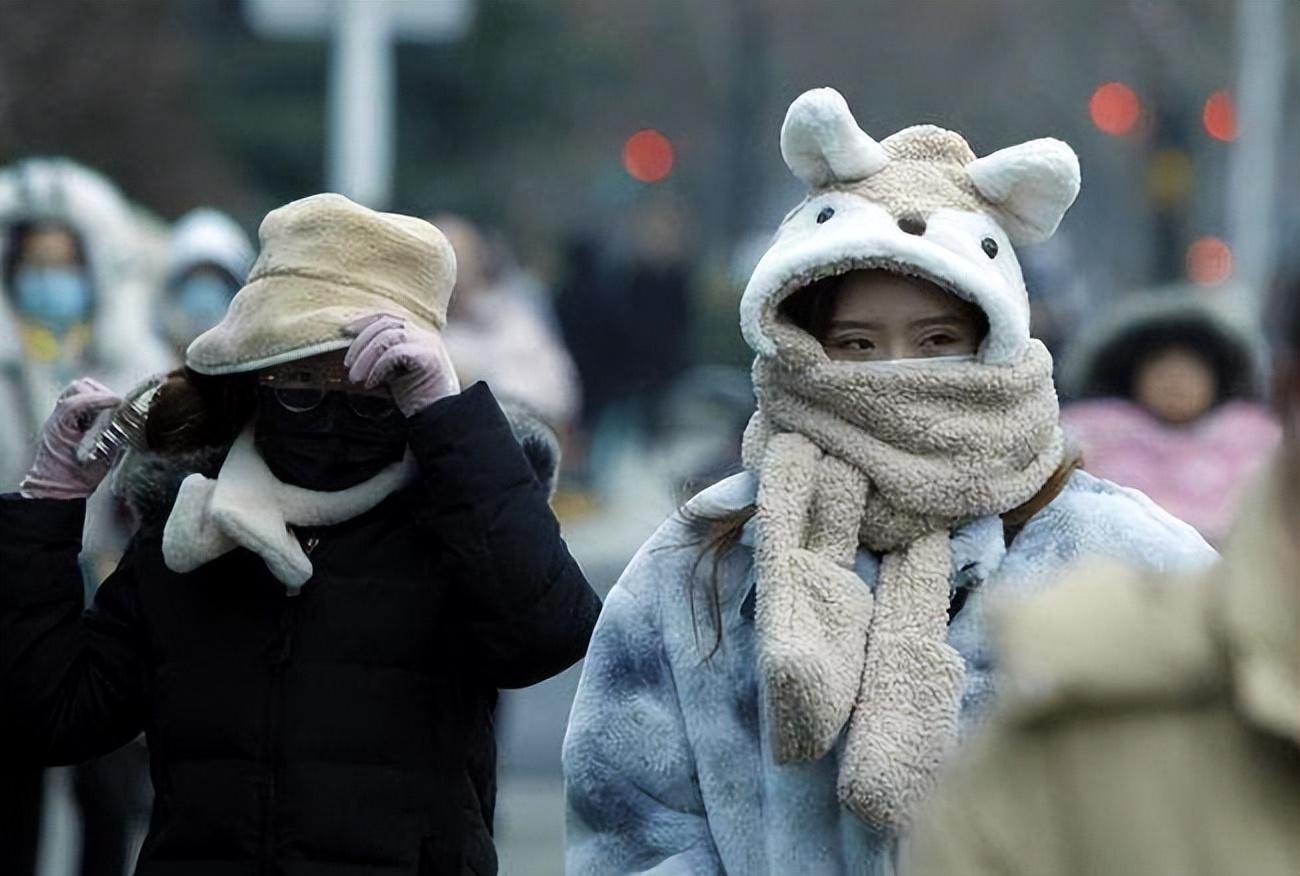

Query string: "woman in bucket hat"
[[562, 88, 1216, 874], [0, 193, 601, 876]]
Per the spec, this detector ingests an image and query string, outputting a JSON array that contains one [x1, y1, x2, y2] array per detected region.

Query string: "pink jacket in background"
[[1060, 399, 1280, 545]]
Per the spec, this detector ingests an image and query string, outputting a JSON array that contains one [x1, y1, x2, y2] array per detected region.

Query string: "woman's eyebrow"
[[826, 319, 881, 331], [909, 315, 968, 329]]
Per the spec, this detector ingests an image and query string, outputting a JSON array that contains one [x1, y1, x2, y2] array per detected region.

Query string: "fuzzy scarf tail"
[[756, 432, 875, 761], [837, 529, 966, 830]]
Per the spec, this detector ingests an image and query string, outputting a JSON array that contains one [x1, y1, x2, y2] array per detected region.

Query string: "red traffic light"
[[1202, 90, 1237, 142], [1186, 236, 1232, 286], [1089, 82, 1141, 137], [622, 129, 675, 183]]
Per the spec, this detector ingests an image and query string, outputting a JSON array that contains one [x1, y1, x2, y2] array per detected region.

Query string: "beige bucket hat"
[[186, 193, 456, 375]]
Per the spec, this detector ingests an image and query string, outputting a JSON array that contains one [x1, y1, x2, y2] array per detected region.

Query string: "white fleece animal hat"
[[741, 87, 1081, 362], [166, 208, 255, 289], [186, 193, 456, 375]]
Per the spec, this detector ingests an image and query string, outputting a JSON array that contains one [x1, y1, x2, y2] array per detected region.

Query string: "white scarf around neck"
[[162, 427, 418, 593]]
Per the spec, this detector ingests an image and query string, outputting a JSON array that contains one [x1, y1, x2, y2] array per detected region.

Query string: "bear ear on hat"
[[967, 138, 1081, 246], [780, 87, 889, 188]]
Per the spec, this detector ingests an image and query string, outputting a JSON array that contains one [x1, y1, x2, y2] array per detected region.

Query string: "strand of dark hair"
[[144, 367, 256, 454]]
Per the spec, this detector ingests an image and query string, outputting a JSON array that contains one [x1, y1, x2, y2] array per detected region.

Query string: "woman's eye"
[[920, 333, 958, 348], [836, 337, 873, 351]]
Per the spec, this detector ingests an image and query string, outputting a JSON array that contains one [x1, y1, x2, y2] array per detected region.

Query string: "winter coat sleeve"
[[562, 565, 723, 875], [406, 381, 601, 689], [0, 495, 147, 765]]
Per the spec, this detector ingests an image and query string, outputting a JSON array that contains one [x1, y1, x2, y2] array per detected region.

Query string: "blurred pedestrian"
[[0, 157, 170, 876], [156, 208, 254, 360], [434, 213, 580, 431], [1060, 287, 1280, 544], [563, 88, 1215, 875], [907, 272, 1300, 876], [0, 157, 172, 490], [0, 194, 600, 876], [556, 195, 693, 438]]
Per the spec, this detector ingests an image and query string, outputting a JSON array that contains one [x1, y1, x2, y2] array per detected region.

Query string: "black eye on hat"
[[816, 206, 835, 224], [981, 237, 999, 258], [898, 215, 926, 236]]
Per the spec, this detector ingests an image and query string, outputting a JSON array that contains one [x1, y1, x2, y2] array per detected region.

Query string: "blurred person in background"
[[156, 208, 254, 361], [907, 271, 1300, 876], [0, 194, 599, 876], [0, 157, 170, 876], [1060, 287, 1280, 544], [563, 89, 1214, 875], [0, 158, 173, 490], [556, 193, 693, 442], [435, 213, 581, 432]]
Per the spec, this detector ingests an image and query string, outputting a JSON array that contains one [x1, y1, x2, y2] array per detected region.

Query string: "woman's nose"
[[879, 337, 915, 361]]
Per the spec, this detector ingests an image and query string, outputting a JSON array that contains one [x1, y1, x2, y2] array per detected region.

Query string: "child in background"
[[1060, 288, 1280, 544]]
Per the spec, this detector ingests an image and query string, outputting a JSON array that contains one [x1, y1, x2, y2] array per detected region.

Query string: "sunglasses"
[[258, 366, 397, 420]]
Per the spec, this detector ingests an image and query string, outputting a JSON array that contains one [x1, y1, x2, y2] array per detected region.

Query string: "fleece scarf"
[[162, 427, 417, 593], [743, 335, 1064, 830]]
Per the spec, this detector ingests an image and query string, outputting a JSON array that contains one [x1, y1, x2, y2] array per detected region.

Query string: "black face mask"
[[253, 387, 408, 491]]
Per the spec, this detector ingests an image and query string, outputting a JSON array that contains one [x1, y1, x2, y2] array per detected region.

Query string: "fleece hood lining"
[[759, 255, 992, 363]]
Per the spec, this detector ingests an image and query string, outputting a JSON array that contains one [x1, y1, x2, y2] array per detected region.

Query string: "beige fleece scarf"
[[162, 428, 418, 594], [744, 336, 1064, 830]]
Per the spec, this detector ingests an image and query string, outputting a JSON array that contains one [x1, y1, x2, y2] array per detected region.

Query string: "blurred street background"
[[0, 1, 1296, 874]]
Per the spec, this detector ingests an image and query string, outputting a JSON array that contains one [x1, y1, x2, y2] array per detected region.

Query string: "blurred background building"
[[0, 0, 1296, 873]]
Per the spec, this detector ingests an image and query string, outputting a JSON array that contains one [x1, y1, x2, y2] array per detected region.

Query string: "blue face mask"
[[13, 267, 93, 334], [162, 274, 236, 350], [176, 274, 235, 328]]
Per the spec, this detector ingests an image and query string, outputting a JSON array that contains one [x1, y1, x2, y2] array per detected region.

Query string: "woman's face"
[[17, 226, 81, 270], [1133, 345, 1217, 425], [818, 270, 987, 362]]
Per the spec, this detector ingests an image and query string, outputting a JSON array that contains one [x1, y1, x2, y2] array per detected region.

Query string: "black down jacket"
[[0, 383, 601, 876]]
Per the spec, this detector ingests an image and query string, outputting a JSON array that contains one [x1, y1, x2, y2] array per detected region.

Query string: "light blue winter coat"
[[562, 468, 1215, 875]]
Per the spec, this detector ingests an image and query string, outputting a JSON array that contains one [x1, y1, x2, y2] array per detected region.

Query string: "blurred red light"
[[622, 129, 674, 183], [1089, 82, 1141, 136], [1186, 236, 1232, 285], [1202, 90, 1237, 142]]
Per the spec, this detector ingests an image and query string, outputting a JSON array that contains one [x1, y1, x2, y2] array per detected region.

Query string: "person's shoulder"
[[990, 558, 1222, 725], [1202, 401, 1283, 446], [607, 471, 757, 612], [1016, 469, 1216, 572]]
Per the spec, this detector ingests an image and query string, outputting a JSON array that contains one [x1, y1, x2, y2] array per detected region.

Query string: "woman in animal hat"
[[562, 88, 1215, 874], [0, 193, 601, 876]]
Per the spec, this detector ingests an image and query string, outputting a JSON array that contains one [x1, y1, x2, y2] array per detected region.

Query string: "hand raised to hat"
[[342, 313, 461, 417], [20, 378, 123, 499]]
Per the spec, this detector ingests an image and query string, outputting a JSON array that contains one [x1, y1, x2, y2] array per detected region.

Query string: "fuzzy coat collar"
[[683, 472, 1008, 616]]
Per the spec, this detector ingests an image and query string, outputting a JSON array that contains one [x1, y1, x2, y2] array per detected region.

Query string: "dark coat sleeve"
[[407, 382, 601, 689], [0, 495, 147, 766]]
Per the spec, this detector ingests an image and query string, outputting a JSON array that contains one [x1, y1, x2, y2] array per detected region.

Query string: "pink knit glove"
[[20, 378, 122, 500], [343, 313, 461, 417]]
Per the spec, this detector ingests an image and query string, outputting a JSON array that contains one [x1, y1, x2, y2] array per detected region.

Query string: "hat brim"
[[186, 272, 441, 375]]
